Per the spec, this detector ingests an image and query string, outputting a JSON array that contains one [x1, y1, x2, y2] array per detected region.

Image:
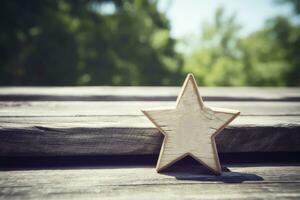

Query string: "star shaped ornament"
[[142, 74, 240, 175]]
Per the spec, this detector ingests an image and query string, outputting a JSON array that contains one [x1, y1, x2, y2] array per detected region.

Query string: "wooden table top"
[[0, 87, 299, 199]]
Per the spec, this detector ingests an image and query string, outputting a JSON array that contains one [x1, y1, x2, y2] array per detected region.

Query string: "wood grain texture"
[[0, 115, 299, 156], [143, 74, 239, 174], [1, 101, 300, 116], [0, 86, 299, 199], [0, 87, 299, 101], [0, 165, 299, 199], [0, 86, 299, 156]]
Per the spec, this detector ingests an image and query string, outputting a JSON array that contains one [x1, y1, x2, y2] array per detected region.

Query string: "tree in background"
[[273, 0, 300, 86], [183, 7, 245, 86], [238, 16, 298, 86], [0, 0, 183, 86], [1, 0, 299, 86], [183, 1, 300, 86]]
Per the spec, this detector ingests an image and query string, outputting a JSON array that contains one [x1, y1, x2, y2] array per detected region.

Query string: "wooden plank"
[[0, 116, 299, 156], [0, 87, 299, 101], [0, 166, 299, 199], [0, 183, 299, 200], [1, 115, 298, 130], [1, 101, 300, 116]]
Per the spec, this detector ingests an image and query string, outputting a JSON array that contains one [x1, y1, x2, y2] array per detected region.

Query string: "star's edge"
[[175, 73, 204, 109], [141, 109, 175, 172], [141, 73, 240, 175], [141, 107, 234, 175], [142, 109, 192, 173], [209, 108, 240, 174]]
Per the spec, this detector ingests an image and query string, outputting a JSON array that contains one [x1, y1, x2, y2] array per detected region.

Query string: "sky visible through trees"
[[0, 0, 299, 86]]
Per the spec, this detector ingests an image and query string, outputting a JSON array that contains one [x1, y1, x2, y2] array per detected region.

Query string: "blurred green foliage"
[[0, 0, 182, 86], [184, 1, 300, 86], [0, 0, 299, 86]]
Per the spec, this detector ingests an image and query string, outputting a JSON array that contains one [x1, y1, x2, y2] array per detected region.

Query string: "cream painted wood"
[[142, 74, 240, 174]]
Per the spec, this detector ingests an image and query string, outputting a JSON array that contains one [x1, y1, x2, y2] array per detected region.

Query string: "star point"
[[142, 73, 240, 174]]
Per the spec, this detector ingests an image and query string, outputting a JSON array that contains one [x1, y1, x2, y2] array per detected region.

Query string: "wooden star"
[[142, 74, 240, 175]]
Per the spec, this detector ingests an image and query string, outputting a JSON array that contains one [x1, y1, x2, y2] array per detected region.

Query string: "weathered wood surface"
[[1, 101, 300, 116], [0, 87, 299, 199], [0, 87, 299, 101], [0, 87, 299, 156], [0, 116, 299, 156], [0, 165, 299, 199]]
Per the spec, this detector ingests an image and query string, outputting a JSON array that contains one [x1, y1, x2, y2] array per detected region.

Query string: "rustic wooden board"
[[1, 115, 298, 130], [0, 87, 299, 156], [1, 101, 299, 116], [0, 115, 299, 156], [0, 87, 299, 101], [0, 165, 299, 199], [0, 87, 299, 200]]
